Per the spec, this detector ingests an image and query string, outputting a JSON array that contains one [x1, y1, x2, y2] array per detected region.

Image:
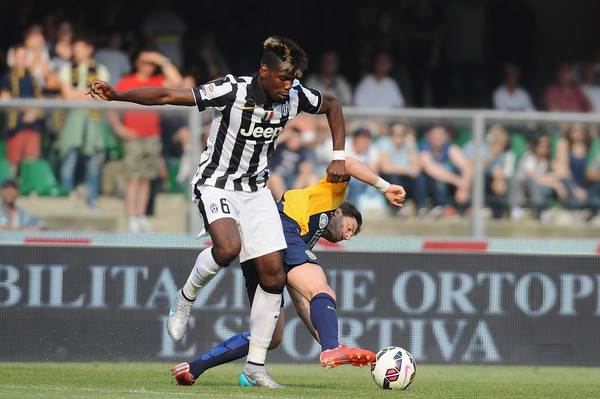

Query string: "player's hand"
[[86, 79, 116, 101], [326, 160, 346, 183], [384, 184, 406, 207]]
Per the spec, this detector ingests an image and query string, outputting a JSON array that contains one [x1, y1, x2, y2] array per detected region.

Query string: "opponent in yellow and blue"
[[172, 156, 406, 387]]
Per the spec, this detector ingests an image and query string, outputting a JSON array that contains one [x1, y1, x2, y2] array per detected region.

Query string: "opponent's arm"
[[344, 156, 406, 207], [86, 79, 196, 106], [318, 92, 346, 183]]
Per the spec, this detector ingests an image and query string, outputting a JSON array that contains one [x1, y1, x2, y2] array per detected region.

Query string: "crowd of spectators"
[[2, 0, 600, 230], [272, 117, 600, 224]]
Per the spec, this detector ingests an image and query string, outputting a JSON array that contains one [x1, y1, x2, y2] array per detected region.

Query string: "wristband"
[[374, 177, 390, 194], [332, 150, 346, 161]]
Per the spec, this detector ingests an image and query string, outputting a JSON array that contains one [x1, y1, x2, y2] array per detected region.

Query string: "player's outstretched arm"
[[319, 92, 346, 183], [344, 156, 405, 207], [86, 79, 196, 106]]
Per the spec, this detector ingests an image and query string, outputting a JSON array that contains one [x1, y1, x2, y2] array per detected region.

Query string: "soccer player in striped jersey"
[[171, 156, 406, 387], [88, 36, 347, 388]]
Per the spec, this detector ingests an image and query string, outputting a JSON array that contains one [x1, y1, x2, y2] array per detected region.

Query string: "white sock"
[[246, 285, 281, 368], [182, 247, 222, 300]]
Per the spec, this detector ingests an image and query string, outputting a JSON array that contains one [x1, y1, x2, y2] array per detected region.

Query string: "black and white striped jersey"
[[190, 74, 323, 192]]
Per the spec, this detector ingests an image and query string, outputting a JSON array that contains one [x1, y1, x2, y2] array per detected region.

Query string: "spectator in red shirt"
[[541, 62, 593, 112], [106, 48, 183, 232]]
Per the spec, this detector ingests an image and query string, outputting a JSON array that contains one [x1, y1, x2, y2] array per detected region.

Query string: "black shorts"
[[241, 214, 320, 306]]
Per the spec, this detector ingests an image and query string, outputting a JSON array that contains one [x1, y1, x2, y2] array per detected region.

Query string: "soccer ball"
[[370, 346, 416, 390]]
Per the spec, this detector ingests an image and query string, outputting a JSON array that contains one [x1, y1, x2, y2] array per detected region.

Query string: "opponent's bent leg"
[[310, 292, 339, 351], [190, 332, 250, 379], [288, 262, 375, 370]]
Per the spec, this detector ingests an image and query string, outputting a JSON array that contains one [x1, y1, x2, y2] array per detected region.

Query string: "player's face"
[[259, 64, 294, 101], [340, 216, 359, 241], [323, 211, 358, 243]]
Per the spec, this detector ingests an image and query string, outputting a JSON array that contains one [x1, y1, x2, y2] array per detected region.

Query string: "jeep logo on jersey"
[[240, 122, 285, 140]]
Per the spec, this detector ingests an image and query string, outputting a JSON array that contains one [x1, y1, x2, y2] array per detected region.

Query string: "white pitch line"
[[1, 384, 301, 398]]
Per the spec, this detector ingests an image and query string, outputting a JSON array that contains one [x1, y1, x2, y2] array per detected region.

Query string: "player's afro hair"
[[261, 36, 308, 78]]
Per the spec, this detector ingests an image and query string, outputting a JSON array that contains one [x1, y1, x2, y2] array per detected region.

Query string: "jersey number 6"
[[219, 198, 231, 214]]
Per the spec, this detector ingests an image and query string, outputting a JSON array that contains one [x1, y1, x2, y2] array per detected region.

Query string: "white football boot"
[[239, 369, 285, 388], [167, 290, 194, 342]]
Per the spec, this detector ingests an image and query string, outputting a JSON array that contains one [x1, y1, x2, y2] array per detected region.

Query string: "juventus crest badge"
[[282, 102, 289, 116]]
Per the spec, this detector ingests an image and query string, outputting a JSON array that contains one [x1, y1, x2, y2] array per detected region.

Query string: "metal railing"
[[3, 99, 600, 237]]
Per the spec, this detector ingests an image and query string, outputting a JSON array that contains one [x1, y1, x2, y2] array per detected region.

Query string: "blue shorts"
[[241, 214, 320, 305]]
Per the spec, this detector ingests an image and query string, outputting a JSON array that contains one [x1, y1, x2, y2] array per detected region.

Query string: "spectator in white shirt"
[[492, 64, 535, 111], [353, 52, 405, 109], [304, 51, 353, 106], [509, 134, 567, 221], [344, 126, 381, 209]]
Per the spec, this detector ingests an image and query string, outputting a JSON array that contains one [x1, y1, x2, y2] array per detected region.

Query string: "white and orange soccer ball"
[[370, 346, 416, 390]]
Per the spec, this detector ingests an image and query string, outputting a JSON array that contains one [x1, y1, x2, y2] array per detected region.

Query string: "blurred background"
[[2, 0, 600, 237]]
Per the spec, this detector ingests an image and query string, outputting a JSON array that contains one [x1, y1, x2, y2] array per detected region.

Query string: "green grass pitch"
[[1, 362, 599, 399]]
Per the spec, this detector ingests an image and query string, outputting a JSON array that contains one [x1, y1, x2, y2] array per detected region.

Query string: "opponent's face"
[[322, 209, 358, 243], [259, 64, 294, 101]]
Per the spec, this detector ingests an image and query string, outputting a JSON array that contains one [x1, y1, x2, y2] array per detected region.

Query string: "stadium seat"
[[550, 133, 558, 157], [167, 163, 186, 195], [0, 140, 6, 158], [587, 137, 600, 164], [454, 129, 472, 148], [18, 159, 69, 196], [103, 126, 124, 161], [0, 158, 15, 183], [509, 133, 528, 167]]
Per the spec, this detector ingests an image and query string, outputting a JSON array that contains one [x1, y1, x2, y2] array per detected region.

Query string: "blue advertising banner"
[[1, 245, 598, 365]]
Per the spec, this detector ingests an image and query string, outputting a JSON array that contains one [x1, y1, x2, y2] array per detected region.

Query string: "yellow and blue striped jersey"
[[276, 175, 349, 248]]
